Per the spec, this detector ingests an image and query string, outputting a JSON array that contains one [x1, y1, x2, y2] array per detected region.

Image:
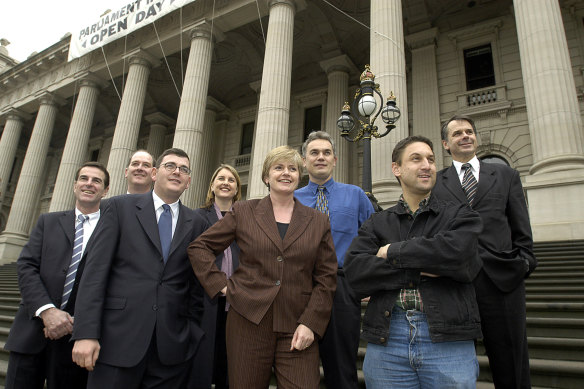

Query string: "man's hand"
[[72, 339, 101, 371], [40, 307, 73, 340], [420, 272, 440, 278], [376, 244, 390, 259], [290, 324, 315, 351]]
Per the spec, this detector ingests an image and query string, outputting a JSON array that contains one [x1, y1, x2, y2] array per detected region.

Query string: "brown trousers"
[[226, 305, 320, 389]]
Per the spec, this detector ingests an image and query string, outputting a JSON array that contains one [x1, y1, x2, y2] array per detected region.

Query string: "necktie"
[[61, 214, 88, 309], [159, 204, 172, 263], [316, 186, 330, 217], [461, 163, 478, 206]]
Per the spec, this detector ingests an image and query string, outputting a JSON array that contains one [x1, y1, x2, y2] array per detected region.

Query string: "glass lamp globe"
[[337, 112, 355, 134], [381, 98, 401, 125], [357, 94, 377, 117]]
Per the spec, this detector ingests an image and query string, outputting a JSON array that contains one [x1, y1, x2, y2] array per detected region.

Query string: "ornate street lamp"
[[337, 64, 401, 210]]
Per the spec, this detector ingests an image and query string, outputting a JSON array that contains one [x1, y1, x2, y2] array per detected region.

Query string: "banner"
[[68, 0, 197, 61]]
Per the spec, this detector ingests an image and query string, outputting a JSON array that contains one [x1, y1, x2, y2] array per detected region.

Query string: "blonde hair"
[[261, 146, 304, 187], [202, 164, 242, 208]]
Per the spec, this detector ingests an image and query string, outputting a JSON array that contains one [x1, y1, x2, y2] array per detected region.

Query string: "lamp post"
[[336, 64, 401, 210]]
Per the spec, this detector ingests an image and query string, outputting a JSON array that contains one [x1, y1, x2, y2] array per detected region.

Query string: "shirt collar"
[[398, 194, 430, 216], [152, 191, 180, 216], [75, 208, 100, 225], [452, 155, 480, 176], [307, 177, 335, 194]]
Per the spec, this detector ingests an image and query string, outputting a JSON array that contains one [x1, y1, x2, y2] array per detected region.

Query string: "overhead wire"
[[153, 20, 182, 99], [255, 0, 267, 45]]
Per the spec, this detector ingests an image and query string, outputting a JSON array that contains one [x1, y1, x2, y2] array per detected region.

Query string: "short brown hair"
[[156, 148, 190, 168], [75, 161, 110, 188], [202, 164, 242, 208], [262, 146, 304, 187]]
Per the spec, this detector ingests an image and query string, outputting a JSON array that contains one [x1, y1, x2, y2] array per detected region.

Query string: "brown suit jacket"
[[188, 195, 337, 338]]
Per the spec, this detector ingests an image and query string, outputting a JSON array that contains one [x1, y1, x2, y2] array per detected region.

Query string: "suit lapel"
[[439, 165, 468, 203], [475, 162, 497, 205], [283, 200, 312, 252], [136, 194, 164, 258], [254, 196, 284, 252], [58, 210, 75, 248], [168, 202, 192, 259]]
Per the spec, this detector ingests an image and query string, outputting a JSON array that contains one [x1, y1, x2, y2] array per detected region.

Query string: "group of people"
[[4, 114, 535, 389]]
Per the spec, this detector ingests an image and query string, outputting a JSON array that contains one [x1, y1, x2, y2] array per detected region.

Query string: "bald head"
[[125, 150, 154, 194]]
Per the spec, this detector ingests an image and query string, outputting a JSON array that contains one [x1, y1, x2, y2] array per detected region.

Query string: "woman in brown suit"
[[188, 146, 337, 389]]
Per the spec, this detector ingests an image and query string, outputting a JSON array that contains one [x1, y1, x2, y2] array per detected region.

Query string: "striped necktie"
[[316, 186, 329, 217], [61, 214, 88, 309], [461, 163, 478, 206]]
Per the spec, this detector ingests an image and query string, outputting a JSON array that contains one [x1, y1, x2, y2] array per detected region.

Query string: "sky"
[[1, 0, 130, 62]]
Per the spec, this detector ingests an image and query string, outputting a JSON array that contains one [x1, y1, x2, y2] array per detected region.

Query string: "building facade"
[[0, 0, 583, 261]]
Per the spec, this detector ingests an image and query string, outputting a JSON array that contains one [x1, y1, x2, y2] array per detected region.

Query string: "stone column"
[[106, 51, 156, 196], [406, 28, 443, 170], [0, 93, 62, 261], [0, 109, 29, 206], [50, 77, 101, 212], [145, 112, 175, 160], [248, 0, 305, 199], [319, 55, 357, 184], [514, 0, 584, 241], [173, 22, 215, 208], [370, 0, 408, 206], [190, 97, 224, 208]]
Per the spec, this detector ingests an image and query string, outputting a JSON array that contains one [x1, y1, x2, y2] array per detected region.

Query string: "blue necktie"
[[462, 163, 478, 206], [61, 214, 88, 309], [158, 204, 172, 263]]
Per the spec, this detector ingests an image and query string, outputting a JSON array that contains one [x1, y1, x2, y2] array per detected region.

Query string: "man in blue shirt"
[[296, 131, 374, 389]]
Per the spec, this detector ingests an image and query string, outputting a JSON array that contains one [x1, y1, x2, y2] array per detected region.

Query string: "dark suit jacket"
[[71, 193, 208, 367], [433, 162, 536, 292], [189, 206, 240, 389], [5, 208, 100, 353], [188, 196, 337, 338]]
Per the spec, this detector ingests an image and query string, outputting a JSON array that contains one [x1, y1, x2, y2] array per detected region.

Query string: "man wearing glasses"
[[71, 148, 208, 388]]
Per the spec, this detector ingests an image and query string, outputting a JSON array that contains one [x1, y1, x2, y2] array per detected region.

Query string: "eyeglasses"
[[161, 162, 191, 175]]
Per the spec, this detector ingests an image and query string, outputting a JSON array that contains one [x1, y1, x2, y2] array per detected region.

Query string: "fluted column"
[[0, 93, 61, 261], [514, 0, 584, 174], [406, 28, 443, 169], [173, 22, 214, 208], [319, 55, 357, 184], [370, 0, 408, 206], [106, 52, 155, 196], [248, 0, 302, 199], [515, 0, 584, 241], [0, 110, 28, 206], [145, 112, 175, 160], [50, 78, 101, 212]]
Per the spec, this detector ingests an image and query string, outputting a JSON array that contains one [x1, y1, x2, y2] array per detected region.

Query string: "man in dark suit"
[[433, 115, 536, 388], [4, 161, 110, 389], [71, 148, 208, 389]]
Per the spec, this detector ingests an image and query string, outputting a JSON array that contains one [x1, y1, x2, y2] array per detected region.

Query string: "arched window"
[[480, 155, 509, 166]]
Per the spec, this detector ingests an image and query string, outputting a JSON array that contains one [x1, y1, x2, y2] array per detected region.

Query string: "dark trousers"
[[319, 272, 361, 389], [475, 269, 531, 388], [212, 297, 229, 389], [87, 331, 190, 389], [6, 335, 87, 389], [226, 305, 320, 389]]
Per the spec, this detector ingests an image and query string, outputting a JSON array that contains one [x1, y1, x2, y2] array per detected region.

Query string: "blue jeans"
[[363, 307, 478, 389]]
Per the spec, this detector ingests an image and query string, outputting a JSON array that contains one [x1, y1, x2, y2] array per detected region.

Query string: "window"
[[464, 44, 495, 91], [480, 155, 509, 166], [240, 122, 254, 155], [303, 106, 322, 140], [90, 149, 100, 162]]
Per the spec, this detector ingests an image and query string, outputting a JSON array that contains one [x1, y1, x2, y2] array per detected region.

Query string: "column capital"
[[405, 27, 438, 50], [123, 49, 159, 69], [34, 91, 66, 107], [184, 20, 225, 43], [74, 71, 107, 89], [319, 54, 358, 76], [206, 96, 226, 113], [266, 0, 306, 13], [144, 112, 176, 127], [0, 107, 31, 124]]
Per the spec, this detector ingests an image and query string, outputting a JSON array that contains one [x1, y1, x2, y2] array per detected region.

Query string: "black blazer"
[[433, 162, 536, 292], [188, 206, 240, 389], [5, 208, 101, 353], [71, 193, 208, 367]]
